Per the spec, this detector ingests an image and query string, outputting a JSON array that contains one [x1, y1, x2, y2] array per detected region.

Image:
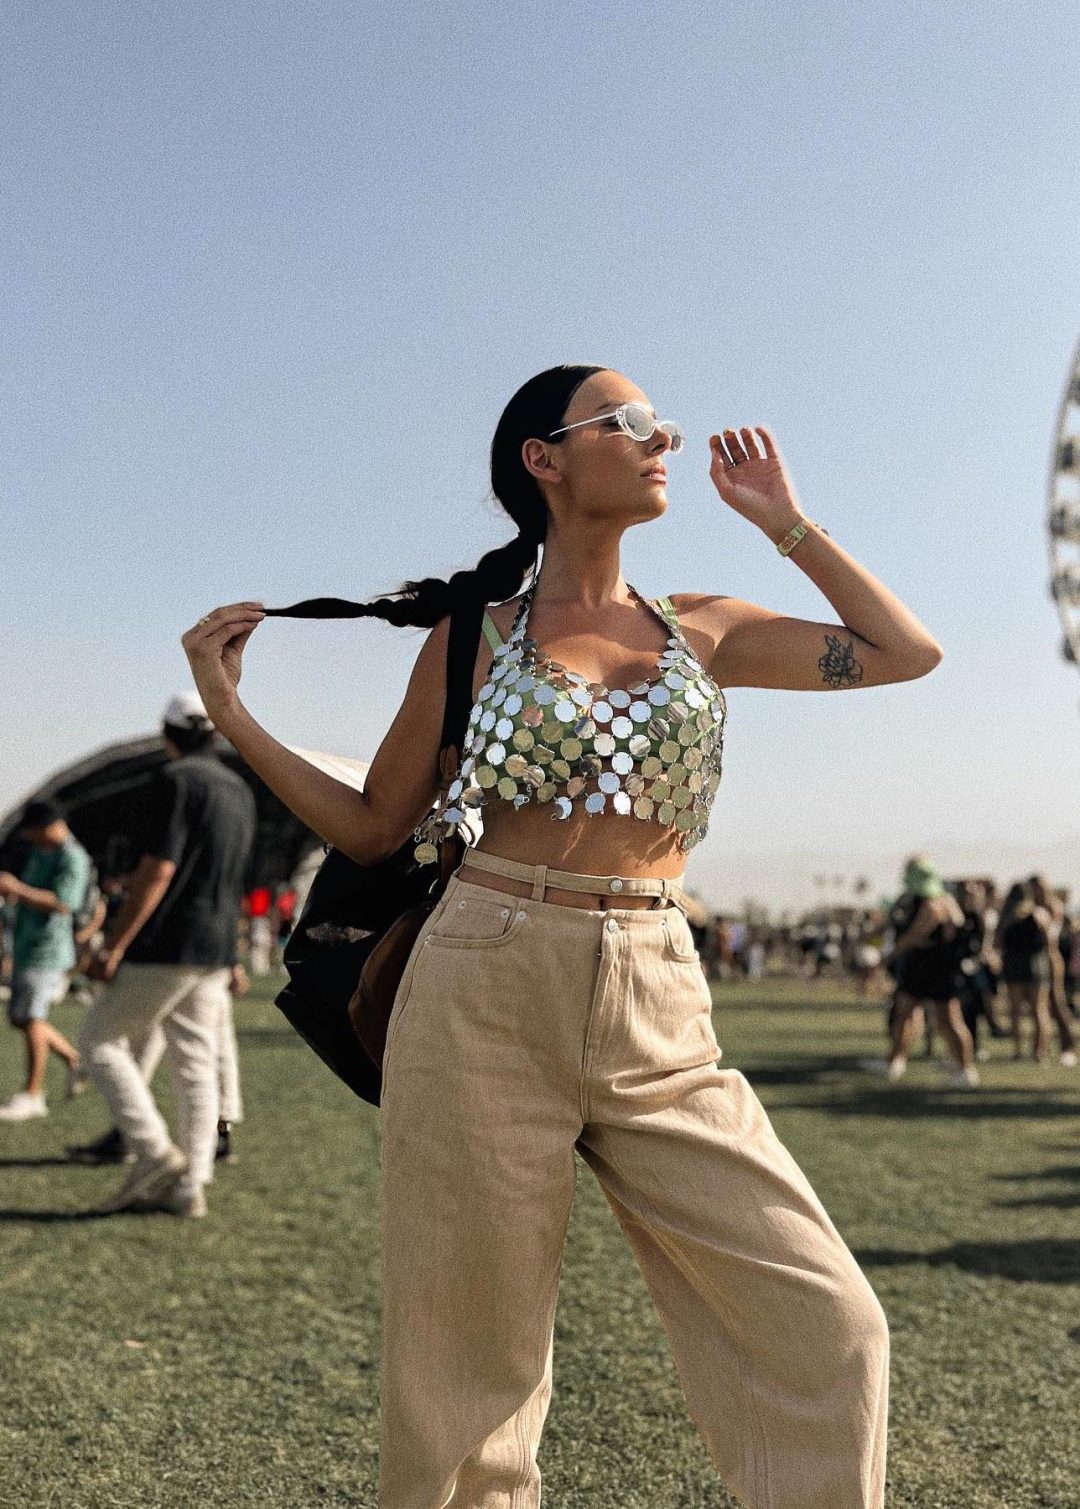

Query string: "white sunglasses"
[[548, 401, 684, 453]]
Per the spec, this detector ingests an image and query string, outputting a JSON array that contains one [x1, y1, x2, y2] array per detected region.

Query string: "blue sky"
[[4, 1, 1079, 909]]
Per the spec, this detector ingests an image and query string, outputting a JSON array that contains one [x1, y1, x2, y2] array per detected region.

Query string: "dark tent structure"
[[0, 735, 364, 888]]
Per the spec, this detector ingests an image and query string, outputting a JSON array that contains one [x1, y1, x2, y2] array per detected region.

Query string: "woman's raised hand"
[[708, 425, 804, 536], [181, 601, 266, 718]]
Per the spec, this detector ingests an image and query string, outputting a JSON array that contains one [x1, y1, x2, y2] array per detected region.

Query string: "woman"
[[953, 879, 1009, 1059], [996, 878, 1075, 1064], [182, 364, 942, 1509], [876, 857, 978, 1086]]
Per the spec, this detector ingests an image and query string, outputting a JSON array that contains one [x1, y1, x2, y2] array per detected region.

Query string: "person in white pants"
[[136, 976, 245, 1131], [81, 691, 256, 1218]]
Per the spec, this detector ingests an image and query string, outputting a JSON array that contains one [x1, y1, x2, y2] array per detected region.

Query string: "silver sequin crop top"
[[412, 583, 727, 863]]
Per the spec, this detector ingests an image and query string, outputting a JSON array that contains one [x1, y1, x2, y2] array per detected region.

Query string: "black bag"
[[273, 596, 484, 1106]]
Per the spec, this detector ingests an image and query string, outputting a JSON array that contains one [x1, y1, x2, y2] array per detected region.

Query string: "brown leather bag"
[[346, 762, 467, 1068]]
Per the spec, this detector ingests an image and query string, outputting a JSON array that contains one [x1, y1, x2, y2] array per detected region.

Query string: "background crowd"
[[1, 692, 1075, 1216]]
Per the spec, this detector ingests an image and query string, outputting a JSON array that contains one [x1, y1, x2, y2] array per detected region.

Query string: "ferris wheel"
[[1048, 335, 1080, 682]]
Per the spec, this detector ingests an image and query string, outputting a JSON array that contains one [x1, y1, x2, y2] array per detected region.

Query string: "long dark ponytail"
[[263, 363, 607, 628]]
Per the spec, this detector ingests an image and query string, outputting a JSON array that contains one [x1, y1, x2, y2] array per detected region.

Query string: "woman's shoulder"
[[482, 595, 526, 643], [666, 590, 738, 619]]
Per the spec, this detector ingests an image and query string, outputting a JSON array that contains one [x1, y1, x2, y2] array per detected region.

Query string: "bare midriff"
[[457, 801, 689, 910]]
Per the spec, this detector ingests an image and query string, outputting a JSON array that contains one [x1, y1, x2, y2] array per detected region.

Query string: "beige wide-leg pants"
[[378, 865, 889, 1509]]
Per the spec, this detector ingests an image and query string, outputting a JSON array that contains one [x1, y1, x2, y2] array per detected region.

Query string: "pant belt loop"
[[531, 864, 548, 901], [653, 878, 671, 911]]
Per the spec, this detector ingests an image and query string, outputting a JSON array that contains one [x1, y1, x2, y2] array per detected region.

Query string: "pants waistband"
[[456, 848, 691, 912]]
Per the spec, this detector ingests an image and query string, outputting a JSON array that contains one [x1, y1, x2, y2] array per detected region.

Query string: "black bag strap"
[[438, 595, 485, 776]]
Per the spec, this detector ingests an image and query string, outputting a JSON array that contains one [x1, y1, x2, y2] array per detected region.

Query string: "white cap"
[[162, 690, 214, 730]]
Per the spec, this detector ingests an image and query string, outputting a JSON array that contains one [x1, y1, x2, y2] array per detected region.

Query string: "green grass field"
[[2, 975, 1078, 1508]]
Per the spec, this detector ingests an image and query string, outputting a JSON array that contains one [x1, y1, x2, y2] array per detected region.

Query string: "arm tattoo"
[[818, 633, 864, 688]]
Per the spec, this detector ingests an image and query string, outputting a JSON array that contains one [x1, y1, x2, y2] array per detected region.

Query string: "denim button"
[[606, 917, 620, 933]]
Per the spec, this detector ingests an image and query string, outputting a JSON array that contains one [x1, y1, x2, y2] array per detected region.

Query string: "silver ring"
[[197, 615, 211, 625]]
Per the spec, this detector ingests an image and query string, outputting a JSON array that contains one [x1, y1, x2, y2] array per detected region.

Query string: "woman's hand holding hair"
[[181, 601, 267, 722]]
